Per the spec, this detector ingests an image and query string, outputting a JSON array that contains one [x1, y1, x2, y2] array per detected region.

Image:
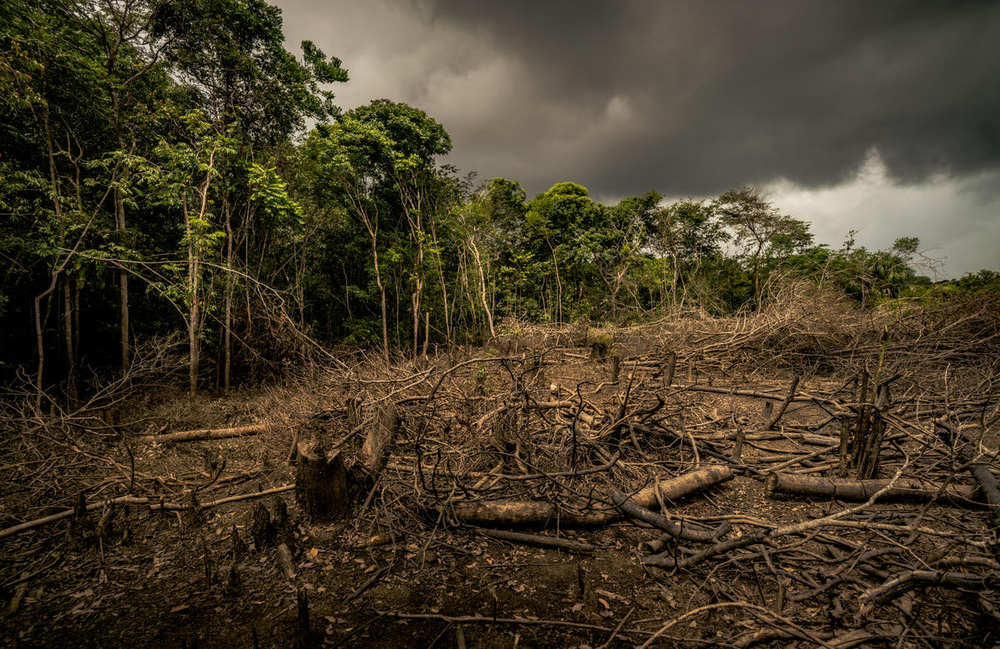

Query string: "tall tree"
[[714, 187, 812, 305]]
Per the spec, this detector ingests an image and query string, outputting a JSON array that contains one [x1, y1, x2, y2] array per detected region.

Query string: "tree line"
[[2, 0, 995, 401]]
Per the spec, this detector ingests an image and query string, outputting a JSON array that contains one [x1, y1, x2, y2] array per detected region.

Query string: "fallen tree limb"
[[935, 419, 1000, 529], [766, 472, 983, 506], [766, 375, 800, 429], [473, 527, 597, 552], [860, 569, 1000, 609], [610, 489, 719, 542], [444, 500, 615, 528], [0, 484, 295, 540], [138, 424, 267, 444], [643, 532, 767, 569]]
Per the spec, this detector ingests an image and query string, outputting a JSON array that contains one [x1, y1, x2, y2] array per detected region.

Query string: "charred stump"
[[294, 445, 348, 522]]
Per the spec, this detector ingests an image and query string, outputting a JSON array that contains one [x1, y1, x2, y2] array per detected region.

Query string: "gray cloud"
[[275, 0, 1000, 276]]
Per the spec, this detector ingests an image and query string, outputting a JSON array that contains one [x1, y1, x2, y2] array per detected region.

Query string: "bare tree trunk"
[[467, 235, 495, 339], [223, 199, 233, 394], [368, 226, 389, 364], [546, 239, 562, 324], [184, 194, 200, 397], [429, 216, 451, 346], [62, 281, 76, 403]]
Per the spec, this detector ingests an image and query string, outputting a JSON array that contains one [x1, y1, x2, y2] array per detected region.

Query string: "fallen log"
[[474, 527, 597, 552], [444, 500, 615, 528], [765, 472, 983, 506], [630, 465, 734, 509], [138, 424, 266, 444], [442, 466, 733, 529]]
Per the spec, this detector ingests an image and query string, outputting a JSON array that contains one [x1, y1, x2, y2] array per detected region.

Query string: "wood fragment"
[[360, 403, 399, 480], [277, 542, 296, 580]]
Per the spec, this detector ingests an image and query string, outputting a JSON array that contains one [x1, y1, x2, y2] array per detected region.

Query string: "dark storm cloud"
[[275, 0, 999, 276], [422, 0, 1000, 196]]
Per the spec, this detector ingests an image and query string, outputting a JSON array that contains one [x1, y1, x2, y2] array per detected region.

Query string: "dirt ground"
[[2, 302, 999, 648]]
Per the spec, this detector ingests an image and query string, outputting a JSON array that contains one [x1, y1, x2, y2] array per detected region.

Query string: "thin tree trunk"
[[467, 235, 495, 339], [545, 236, 562, 324], [223, 199, 233, 393], [62, 281, 76, 402], [34, 102, 63, 407], [429, 216, 451, 346], [184, 194, 199, 397], [368, 225, 389, 364]]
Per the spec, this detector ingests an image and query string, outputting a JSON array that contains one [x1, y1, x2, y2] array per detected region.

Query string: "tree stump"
[[360, 404, 399, 480], [347, 396, 363, 429], [295, 445, 348, 522]]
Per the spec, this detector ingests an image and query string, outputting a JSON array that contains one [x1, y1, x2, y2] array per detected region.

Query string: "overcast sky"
[[275, 0, 1000, 278]]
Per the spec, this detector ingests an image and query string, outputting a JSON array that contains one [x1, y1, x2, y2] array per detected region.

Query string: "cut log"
[[629, 465, 735, 509], [474, 527, 597, 552], [360, 403, 399, 480], [138, 424, 266, 444], [445, 500, 615, 528], [766, 472, 983, 506], [295, 445, 348, 522]]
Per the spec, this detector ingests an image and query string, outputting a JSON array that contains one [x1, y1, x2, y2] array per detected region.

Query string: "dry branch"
[[860, 570, 1000, 608], [936, 419, 1000, 529], [0, 484, 294, 540], [610, 490, 718, 542]]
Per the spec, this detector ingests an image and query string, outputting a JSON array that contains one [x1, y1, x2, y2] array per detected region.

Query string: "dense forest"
[[2, 0, 997, 403]]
